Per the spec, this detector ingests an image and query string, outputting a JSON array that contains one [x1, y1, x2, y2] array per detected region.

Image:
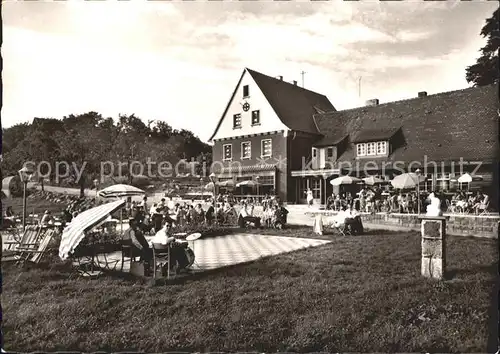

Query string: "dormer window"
[[326, 147, 334, 158], [243, 85, 249, 98], [376, 141, 387, 155], [356, 141, 387, 157], [357, 144, 366, 156]]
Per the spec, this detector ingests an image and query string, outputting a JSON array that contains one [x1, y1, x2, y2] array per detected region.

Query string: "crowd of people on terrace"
[[119, 191, 289, 233], [325, 187, 491, 215]]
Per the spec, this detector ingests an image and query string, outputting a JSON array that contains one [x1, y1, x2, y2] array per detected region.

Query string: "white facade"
[[211, 69, 288, 141]]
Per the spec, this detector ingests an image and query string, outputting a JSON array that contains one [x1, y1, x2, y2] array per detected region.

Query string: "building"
[[210, 68, 499, 206], [209, 68, 334, 201]]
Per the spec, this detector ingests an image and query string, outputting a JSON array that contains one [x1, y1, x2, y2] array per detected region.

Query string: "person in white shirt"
[[238, 202, 261, 228], [40, 210, 53, 226], [305, 188, 314, 207]]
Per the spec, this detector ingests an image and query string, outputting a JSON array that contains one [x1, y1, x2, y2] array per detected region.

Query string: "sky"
[[2, 0, 497, 142]]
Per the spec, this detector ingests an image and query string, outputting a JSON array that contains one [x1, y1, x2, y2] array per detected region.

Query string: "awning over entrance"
[[291, 168, 340, 178], [213, 164, 276, 176]]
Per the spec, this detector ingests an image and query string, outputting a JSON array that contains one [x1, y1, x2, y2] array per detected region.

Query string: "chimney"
[[418, 91, 427, 98], [365, 99, 379, 106], [278, 76, 283, 81], [293, 80, 297, 86]]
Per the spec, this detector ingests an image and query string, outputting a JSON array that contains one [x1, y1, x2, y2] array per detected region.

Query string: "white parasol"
[[236, 180, 260, 187], [457, 173, 483, 183], [59, 199, 126, 260], [362, 176, 385, 185], [390, 173, 426, 189], [330, 175, 362, 186], [457, 173, 483, 190], [217, 180, 235, 187], [98, 184, 146, 198]]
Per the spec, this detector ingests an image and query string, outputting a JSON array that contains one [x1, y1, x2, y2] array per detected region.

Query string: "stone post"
[[419, 216, 447, 279]]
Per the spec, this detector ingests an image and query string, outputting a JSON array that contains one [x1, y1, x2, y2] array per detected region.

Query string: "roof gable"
[[247, 68, 335, 135], [209, 68, 335, 141], [209, 69, 246, 141]]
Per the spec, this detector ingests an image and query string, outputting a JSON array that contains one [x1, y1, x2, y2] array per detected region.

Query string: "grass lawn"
[[2, 227, 498, 352], [3, 196, 67, 216]]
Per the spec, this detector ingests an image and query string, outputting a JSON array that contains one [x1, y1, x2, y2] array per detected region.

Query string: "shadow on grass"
[[486, 261, 499, 352], [445, 262, 498, 280]]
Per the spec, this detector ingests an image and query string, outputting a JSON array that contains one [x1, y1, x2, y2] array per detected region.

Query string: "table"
[[186, 232, 202, 269]]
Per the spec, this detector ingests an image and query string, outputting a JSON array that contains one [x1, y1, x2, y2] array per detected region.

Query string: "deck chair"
[[2, 225, 39, 251], [333, 221, 351, 236], [476, 201, 490, 215], [18, 228, 57, 265], [3, 225, 42, 262]]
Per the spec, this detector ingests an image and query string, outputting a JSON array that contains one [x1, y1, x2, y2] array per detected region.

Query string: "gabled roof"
[[313, 134, 347, 147], [351, 127, 400, 144], [315, 84, 499, 163], [209, 68, 335, 141]]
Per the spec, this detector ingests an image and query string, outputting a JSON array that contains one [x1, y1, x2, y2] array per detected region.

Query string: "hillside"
[[1, 112, 212, 196]]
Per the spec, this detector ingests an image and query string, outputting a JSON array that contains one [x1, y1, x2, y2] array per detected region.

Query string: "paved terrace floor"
[[88, 233, 330, 273]]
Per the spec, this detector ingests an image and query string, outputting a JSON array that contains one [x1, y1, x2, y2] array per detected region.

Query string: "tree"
[[465, 8, 499, 86], [55, 112, 112, 197]]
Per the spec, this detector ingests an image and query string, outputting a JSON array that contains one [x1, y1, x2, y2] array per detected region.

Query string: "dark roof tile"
[[247, 69, 335, 135], [209, 68, 334, 140], [315, 84, 499, 163]]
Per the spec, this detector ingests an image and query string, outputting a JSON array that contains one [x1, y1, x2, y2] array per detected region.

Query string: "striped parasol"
[[98, 184, 145, 199], [59, 199, 126, 260], [330, 175, 362, 186]]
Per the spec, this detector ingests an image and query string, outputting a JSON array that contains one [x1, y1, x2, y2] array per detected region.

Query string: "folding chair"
[[19, 228, 57, 265], [152, 243, 172, 279], [476, 201, 490, 215], [333, 221, 351, 236], [3, 225, 39, 252], [121, 242, 144, 274], [6, 226, 42, 263]]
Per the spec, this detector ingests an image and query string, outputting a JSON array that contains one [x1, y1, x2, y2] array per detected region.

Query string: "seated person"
[[273, 204, 289, 229], [343, 208, 364, 235], [205, 203, 215, 225], [5, 206, 14, 218], [40, 210, 53, 226], [124, 219, 153, 274], [151, 226, 190, 272], [326, 194, 335, 210], [238, 202, 261, 228], [474, 192, 489, 213], [194, 204, 205, 223]]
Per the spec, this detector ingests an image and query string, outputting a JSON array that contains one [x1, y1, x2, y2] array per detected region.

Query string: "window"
[[357, 141, 388, 157], [233, 114, 241, 128], [357, 143, 366, 156], [223, 144, 232, 161], [258, 176, 274, 185], [312, 179, 321, 199], [243, 85, 249, 98], [252, 110, 260, 125], [376, 141, 387, 155], [366, 142, 376, 155], [241, 142, 251, 159], [261, 139, 272, 157], [326, 147, 334, 158], [312, 148, 317, 158]]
